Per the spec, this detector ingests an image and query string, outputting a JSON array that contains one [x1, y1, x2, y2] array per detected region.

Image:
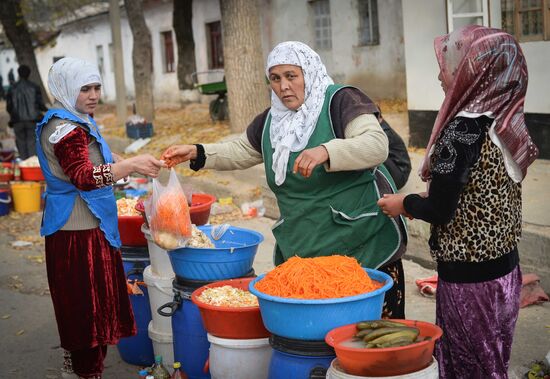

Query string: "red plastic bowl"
[[0, 163, 14, 182], [325, 319, 443, 377], [118, 215, 147, 246], [20, 167, 45, 181], [190, 193, 216, 225], [191, 277, 270, 339]]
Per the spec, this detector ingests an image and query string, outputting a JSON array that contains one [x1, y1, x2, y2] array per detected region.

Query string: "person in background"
[[377, 26, 538, 378], [6, 65, 48, 159], [162, 41, 408, 318], [36, 57, 165, 379], [0, 74, 5, 101], [7, 68, 15, 86], [377, 109, 411, 190]]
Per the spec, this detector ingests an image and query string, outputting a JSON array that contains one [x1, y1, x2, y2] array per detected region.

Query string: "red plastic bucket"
[[20, 167, 45, 181], [118, 215, 147, 246], [190, 193, 216, 225]]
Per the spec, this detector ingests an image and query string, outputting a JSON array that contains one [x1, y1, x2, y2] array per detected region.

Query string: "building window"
[[96, 45, 104, 76], [446, 0, 489, 32], [161, 31, 175, 73], [311, 0, 332, 50], [206, 21, 224, 69], [501, 0, 549, 41], [358, 0, 379, 45]]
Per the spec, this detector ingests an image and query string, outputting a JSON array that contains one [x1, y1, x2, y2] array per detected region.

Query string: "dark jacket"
[[381, 119, 411, 190], [6, 79, 47, 124]]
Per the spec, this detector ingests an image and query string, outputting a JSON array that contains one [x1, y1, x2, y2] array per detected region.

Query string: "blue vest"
[[36, 109, 121, 248]]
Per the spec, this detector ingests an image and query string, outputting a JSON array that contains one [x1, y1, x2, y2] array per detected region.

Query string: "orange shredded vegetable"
[[255, 255, 383, 299], [150, 191, 192, 237]]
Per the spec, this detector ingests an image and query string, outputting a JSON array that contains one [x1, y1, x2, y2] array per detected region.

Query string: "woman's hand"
[[111, 154, 166, 180], [377, 193, 410, 218], [293, 145, 329, 178], [161, 145, 197, 168], [112, 152, 123, 163]]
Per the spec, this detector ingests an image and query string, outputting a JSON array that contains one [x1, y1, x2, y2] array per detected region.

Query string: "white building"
[[402, 0, 550, 157], [0, 0, 547, 154]]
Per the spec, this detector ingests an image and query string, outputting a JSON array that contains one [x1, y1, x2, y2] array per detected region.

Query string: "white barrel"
[[141, 224, 174, 277], [148, 321, 174, 369], [207, 333, 272, 379], [326, 358, 438, 379], [143, 265, 174, 334]]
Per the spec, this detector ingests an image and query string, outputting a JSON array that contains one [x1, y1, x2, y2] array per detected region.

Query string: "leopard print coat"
[[430, 124, 522, 263]]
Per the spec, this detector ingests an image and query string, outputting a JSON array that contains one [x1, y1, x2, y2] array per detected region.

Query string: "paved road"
[[0, 213, 548, 378]]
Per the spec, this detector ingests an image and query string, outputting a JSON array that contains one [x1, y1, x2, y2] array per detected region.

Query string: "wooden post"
[[109, 0, 127, 125]]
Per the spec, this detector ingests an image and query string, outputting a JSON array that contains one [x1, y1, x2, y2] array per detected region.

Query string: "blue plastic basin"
[[249, 268, 393, 340], [169, 226, 264, 281]]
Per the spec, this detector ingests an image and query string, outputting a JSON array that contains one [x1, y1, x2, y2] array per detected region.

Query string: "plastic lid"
[[173, 362, 181, 369]]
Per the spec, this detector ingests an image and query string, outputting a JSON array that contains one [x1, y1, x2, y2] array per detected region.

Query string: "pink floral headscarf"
[[420, 25, 538, 182]]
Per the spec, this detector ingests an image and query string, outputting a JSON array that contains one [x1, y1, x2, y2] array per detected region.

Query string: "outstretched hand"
[[293, 145, 329, 178], [377, 193, 412, 219], [161, 145, 197, 168]]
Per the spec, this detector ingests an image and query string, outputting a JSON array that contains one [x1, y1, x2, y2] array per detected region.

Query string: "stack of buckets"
[[9, 162, 44, 214], [157, 230, 267, 378], [141, 224, 175, 367], [117, 243, 155, 366]]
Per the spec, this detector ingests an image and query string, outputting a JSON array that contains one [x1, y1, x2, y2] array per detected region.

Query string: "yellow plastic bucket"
[[11, 182, 42, 213]]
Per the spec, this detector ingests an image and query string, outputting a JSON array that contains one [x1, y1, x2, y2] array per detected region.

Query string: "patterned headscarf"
[[47, 57, 102, 124], [420, 25, 538, 182], [266, 41, 334, 186]]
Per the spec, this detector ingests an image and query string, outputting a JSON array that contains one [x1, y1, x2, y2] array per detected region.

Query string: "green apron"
[[262, 84, 401, 268]]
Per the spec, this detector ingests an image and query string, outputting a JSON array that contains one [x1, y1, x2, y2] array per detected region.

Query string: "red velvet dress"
[[45, 127, 136, 353]]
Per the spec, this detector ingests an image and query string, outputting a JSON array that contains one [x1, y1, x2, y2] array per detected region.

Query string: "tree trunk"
[[220, 0, 269, 132], [0, 0, 50, 103], [173, 0, 196, 90], [124, 0, 154, 122]]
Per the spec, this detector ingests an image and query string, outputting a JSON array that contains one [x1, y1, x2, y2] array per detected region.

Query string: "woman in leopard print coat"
[[378, 25, 538, 379]]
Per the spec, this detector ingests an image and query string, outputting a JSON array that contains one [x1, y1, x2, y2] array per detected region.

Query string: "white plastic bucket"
[[141, 224, 174, 277], [143, 265, 174, 334], [148, 321, 174, 369], [326, 358, 439, 379], [207, 333, 272, 379]]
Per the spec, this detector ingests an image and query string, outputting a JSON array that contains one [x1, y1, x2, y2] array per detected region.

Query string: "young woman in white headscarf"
[[162, 41, 408, 318], [36, 57, 165, 379], [378, 26, 538, 377]]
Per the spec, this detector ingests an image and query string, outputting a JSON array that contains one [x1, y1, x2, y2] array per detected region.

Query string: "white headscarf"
[[48, 57, 102, 124], [266, 41, 334, 186], [46, 57, 102, 143]]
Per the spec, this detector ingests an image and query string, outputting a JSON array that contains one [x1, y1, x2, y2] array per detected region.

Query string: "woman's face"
[[268, 64, 305, 111], [75, 83, 101, 114]]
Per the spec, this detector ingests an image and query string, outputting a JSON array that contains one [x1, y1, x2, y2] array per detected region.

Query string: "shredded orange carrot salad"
[[255, 255, 383, 299]]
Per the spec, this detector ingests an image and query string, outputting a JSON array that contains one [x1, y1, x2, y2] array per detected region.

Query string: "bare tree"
[[173, 0, 196, 90], [0, 0, 49, 102], [124, 0, 154, 122], [220, 0, 269, 132]]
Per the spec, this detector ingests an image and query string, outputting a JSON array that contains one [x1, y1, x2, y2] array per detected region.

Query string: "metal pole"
[[109, 0, 127, 124]]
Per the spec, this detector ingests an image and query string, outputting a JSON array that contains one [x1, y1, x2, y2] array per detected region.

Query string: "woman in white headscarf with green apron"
[[162, 41, 408, 318]]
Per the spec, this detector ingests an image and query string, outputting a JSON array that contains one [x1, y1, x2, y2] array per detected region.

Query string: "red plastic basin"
[[190, 193, 216, 225], [118, 215, 147, 246], [325, 319, 443, 377], [20, 167, 45, 181], [0, 162, 14, 182], [192, 277, 270, 339]]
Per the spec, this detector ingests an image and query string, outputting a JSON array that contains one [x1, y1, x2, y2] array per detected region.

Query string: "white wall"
[[0, 48, 19, 86], [260, 0, 407, 99], [33, 2, 179, 104], [402, 0, 550, 113]]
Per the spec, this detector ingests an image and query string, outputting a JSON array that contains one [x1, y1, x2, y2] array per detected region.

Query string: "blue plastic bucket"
[[159, 278, 213, 379], [169, 226, 263, 281], [117, 247, 154, 366], [0, 189, 10, 216], [249, 268, 393, 340], [268, 335, 335, 379]]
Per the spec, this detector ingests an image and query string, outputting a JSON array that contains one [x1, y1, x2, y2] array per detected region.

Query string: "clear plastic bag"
[[148, 169, 192, 250]]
